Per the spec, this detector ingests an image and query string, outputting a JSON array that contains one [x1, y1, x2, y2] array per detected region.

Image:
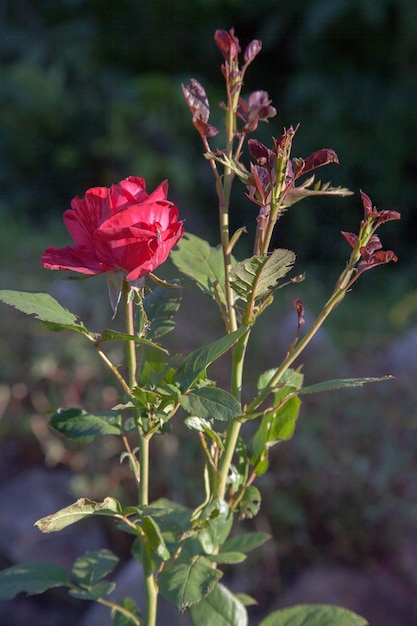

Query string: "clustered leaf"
[[230, 248, 296, 302]]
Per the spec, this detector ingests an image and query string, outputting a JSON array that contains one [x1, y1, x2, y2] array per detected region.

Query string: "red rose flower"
[[41, 176, 184, 282]]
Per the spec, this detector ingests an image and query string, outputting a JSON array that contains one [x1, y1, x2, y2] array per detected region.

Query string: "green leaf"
[[180, 387, 241, 421], [142, 516, 170, 561], [0, 562, 70, 599], [146, 498, 194, 541], [158, 555, 223, 610], [69, 580, 115, 601], [35, 497, 122, 533], [0, 290, 86, 332], [251, 395, 301, 471], [259, 604, 368, 626], [208, 552, 246, 565], [300, 376, 394, 395], [176, 327, 247, 391], [197, 500, 233, 554], [282, 179, 353, 209], [184, 416, 224, 450], [71, 549, 119, 586], [257, 368, 303, 395], [238, 486, 261, 520], [97, 329, 168, 353], [112, 598, 141, 626], [235, 592, 258, 606], [222, 532, 270, 555], [49, 408, 123, 443], [230, 249, 295, 302], [143, 283, 182, 339], [170, 233, 232, 305], [189, 582, 248, 626]]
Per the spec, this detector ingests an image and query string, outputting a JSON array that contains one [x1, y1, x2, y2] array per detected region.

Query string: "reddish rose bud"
[[341, 231, 358, 249], [300, 149, 339, 177], [237, 91, 276, 133], [243, 39, 262, 65], [248, 139, 271, 163], [294, 298, 305, 325], [41, 177, 184, 282], [214, 28, 240, 61], [360, 190, 401, 224], [358, 248, 398, 273], [360, 235, 383, 260]]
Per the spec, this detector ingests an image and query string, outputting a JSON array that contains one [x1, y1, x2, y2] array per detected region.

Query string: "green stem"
[[97, 596, 143, 626], [92, 342, 132, 396], [247, 260, 358, 415], [123, 280, 157, 626], [217, 327, 251, 501], [215, 80, 248, 499], [217, 418, 242, 501], [139, 434, 150, 506], [142, 539, 158, 626], [124, 280, 137, 389], [220, 171, 238, 333]]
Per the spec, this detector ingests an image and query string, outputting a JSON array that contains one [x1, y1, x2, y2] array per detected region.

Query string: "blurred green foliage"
[[1, 0, 415, 266]]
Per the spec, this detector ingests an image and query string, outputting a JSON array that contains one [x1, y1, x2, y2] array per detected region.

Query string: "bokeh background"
[[1, 1, 417, 624]]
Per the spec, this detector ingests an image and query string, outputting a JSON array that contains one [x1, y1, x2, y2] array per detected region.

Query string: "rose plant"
[[0, 28, 399, 626]]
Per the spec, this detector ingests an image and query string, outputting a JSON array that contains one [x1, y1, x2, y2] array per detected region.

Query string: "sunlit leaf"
[[0, 290, 86, 333], [230, 249, 295, 302], [35, 497, 122, 533]]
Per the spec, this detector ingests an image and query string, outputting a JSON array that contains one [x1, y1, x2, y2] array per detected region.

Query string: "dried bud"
[[182, 79, 219, 138]]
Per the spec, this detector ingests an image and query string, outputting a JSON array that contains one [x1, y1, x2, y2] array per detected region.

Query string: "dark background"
[[1, 0, 416, 264]]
